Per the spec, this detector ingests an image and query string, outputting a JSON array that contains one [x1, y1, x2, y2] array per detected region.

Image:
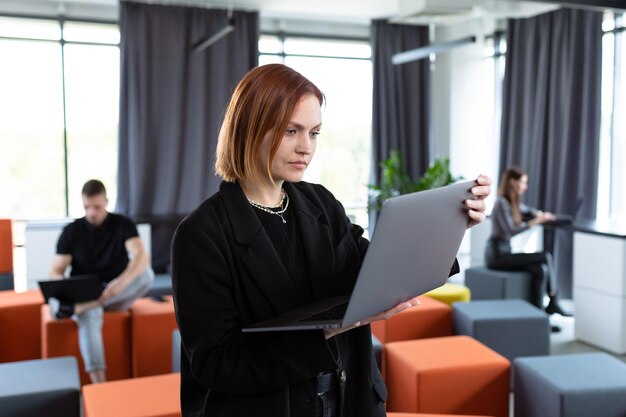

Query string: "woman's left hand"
[[324, 297, 421, 340], [466, 174, 492, 229]]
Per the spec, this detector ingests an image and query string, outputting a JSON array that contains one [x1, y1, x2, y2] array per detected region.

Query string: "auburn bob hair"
[[215, 64, 324, 184]]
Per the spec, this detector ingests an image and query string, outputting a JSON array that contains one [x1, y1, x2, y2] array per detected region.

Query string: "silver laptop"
[[242, 179, 475, 332]]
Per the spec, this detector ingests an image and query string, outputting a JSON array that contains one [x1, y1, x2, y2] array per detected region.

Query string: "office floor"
[[548, 301, 626, 363]]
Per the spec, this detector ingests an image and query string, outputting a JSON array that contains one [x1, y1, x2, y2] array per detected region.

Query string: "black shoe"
[[551, 325, 562, 333], [49, 297, 74, 319], [545, 299, 572, 317], [57, 302, 75, 319]]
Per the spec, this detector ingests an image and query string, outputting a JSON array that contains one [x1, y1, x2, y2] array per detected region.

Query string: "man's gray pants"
[[74, 268, 154, 373]]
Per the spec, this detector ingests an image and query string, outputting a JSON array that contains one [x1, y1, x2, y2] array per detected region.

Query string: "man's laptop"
[[38, 275, 104, 304], [242, 180, 476, 332]]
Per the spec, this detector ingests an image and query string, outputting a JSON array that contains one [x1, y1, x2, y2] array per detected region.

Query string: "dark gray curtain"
[[117, 1, 258, 271], [370, 20, 431, 229], [499, 7, 603, 297]]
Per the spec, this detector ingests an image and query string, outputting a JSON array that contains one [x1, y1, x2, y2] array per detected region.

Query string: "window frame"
[[0, 13, 119, 218], [259, 30, 371, 62], [598, 12, 626, 219]]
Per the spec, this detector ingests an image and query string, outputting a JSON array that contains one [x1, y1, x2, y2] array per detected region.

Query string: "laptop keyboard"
[[300, 303, 349, 322]]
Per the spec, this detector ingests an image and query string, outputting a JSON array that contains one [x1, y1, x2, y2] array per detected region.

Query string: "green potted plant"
[[368, 149, 461, 213]]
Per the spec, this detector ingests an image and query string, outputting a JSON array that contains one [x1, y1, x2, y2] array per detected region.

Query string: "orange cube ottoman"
[[0, 219, 13, 274], [82, 372, 181, 417], [385, 335, 509, 417], [41, 306, 131, 385], [370, 295, 452, 343], [130, 296, 178, 377], [0, 289, 44, 362]]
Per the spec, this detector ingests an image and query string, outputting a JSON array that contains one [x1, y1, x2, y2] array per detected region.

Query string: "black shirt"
[[56, 213, 139, 283], [251, 196, 323, 413], [252, 202, 313, 307]]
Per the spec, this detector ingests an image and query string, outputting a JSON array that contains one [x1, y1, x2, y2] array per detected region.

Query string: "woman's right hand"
[[530, 211, 556, 225], [323, 297, 421, 339]]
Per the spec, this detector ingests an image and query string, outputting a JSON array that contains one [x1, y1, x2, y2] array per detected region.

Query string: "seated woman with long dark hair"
[[486, 166, 570, 317]]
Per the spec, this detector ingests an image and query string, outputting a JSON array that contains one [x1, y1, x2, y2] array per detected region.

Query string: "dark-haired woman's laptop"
[[242, 180, 475, 333], [38, 275, 104, 303], [551, 198, 584, 225]]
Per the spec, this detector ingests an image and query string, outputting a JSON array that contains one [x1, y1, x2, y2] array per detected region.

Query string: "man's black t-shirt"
[[56, 213, 139, 283]]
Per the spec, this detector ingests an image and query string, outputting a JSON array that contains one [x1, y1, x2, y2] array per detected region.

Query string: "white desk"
[[469, 217, 543, 267], [573, 219, 626, 354]]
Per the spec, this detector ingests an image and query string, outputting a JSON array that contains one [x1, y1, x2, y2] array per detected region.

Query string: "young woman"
[[171, 64, 491, 417], [485, 166, 570, 316]]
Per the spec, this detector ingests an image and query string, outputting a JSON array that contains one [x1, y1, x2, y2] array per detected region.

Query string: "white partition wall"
[[25, 220, 70, 289], [25, 220, 151, 290], [511, 226, 543, 254], [469, 218, 490, 267], [574, 231, 626, 354]]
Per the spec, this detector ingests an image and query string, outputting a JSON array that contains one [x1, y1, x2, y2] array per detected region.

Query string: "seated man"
[[49, 179, 154, 383]]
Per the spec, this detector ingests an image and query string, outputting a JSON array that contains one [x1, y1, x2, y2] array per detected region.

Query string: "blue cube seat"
[[0, 356, 80, 417], [514, 353, 626, 417], [172, 328, 181, 373], [146, 273, 173, 298], [453, 299, 550, 362], [465, 266, 534, 304], [0, 273, 13, 291], [371, 334, 382, 372]]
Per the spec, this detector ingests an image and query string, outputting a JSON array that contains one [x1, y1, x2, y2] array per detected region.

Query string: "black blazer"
[[171, 181, 387, 417]]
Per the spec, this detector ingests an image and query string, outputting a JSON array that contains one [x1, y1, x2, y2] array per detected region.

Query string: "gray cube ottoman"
[[453, 299, 550, 361], [0, 356, 80, 417], [146, 273, 173, 298], [514, 353, 626, 417], [371, 334, 382, 372], [172, 328, 181, 373], [0, 272, 13, 291], [465, 266, 534, 303]]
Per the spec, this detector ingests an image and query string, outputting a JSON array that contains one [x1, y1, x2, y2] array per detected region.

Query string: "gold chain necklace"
[[248, 189, 289, 224]]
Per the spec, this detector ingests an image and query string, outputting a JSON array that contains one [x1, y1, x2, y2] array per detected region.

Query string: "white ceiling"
[[0, 0, 563, 25]]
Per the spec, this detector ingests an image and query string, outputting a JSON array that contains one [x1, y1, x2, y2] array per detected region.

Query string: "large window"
[[482, 32, 506, 205], [1, 20, 373, 226], [259, 34, 373, 228], [0, 17, 119, 220], [598, 13, 626, 219]]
